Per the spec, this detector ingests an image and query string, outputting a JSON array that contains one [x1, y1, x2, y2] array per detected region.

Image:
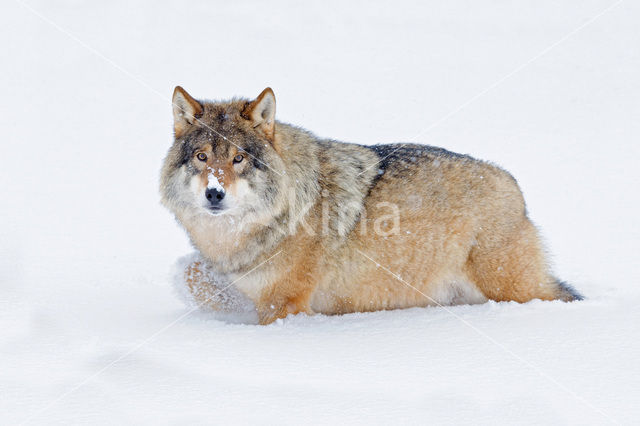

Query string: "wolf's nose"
[[205, 188, 225, 206]]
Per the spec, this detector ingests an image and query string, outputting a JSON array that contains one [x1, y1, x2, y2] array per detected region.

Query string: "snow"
[[1, 0, 639, 424], [206, 167, 225, 192]]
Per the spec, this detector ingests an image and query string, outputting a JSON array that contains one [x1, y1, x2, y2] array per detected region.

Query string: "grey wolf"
[[160, 86, 581, 324]]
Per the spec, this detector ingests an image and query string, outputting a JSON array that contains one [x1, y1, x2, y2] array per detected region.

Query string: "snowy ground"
[[1, 0, 639, 424]]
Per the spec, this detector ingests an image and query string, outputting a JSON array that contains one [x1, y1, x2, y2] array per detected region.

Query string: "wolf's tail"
[[555, 279, 584, 302]]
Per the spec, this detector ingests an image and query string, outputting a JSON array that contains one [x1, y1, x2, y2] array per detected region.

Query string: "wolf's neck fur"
[[186, 122, 379, 275]]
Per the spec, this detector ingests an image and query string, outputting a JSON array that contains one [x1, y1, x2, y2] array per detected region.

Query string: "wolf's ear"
[[242, 87, 276, 141], [172, 86, 203, 138]]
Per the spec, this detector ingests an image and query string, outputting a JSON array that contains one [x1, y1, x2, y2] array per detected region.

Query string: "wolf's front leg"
[[255, 286, 315, 325], [250, 242, 320, 324], [174, 254, 254, 314], [181, 260, 225, 311]]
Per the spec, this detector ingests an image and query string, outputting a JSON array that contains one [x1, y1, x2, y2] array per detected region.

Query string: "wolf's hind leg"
[[465, 218, 580, 302]]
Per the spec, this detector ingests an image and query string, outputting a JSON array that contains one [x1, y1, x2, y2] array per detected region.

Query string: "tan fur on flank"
[[160, 87, 581, 324]]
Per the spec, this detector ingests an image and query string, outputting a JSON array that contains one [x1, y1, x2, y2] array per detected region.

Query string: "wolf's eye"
[[196, 153, 207, 162], [233, 154, 244, 164]]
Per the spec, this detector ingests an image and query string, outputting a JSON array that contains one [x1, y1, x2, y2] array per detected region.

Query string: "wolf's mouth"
[[206, 206, 225, 215]]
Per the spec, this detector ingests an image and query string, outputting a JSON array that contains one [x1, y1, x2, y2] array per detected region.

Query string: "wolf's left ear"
[[172, 86, 203, 138], [242, 87, 276, 141]]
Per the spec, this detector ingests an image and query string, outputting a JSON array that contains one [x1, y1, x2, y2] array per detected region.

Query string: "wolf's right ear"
[[172, 86, 203, 138]]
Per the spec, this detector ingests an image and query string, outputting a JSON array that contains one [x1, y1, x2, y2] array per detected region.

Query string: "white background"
[[1, 0, 639, 424]]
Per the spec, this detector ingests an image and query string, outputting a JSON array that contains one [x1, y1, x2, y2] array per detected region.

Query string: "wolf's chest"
[[231, 268, 275, 301]]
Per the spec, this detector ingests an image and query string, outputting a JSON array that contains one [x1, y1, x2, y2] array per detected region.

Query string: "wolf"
[[160, 86, 581, 324]]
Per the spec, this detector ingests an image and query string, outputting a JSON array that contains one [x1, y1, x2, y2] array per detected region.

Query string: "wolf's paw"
[[256, 299, 313, 325], [172, 253, 256, 319]]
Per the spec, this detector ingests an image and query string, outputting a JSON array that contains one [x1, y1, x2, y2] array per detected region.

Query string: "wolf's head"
[[160, 86, 287, 224]]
